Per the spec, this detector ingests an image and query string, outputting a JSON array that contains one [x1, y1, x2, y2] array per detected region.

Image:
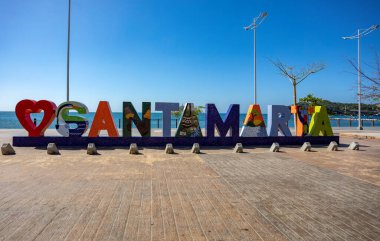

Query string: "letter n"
[[123, 102, 151, 137]]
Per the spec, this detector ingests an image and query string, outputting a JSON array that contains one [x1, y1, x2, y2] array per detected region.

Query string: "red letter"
[[15, 99, 57, 137]]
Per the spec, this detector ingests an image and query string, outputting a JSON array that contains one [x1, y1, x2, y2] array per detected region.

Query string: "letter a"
[[240, 104, 267, 137], [88, 101, 119, 137], [308, 106, 333, 136]]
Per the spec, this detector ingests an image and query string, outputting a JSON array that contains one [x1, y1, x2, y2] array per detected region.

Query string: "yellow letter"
[[308, 106, 333, 136]]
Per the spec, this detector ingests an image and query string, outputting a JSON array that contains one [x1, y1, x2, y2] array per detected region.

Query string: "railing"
[[117, 118, 181, 128], [116, 117, 380, 129], [329, 118, 380, 127]]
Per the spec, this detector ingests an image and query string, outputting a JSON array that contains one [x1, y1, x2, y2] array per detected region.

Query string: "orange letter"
[[88, 101, 119, 137], [291, 105, 309, 136]]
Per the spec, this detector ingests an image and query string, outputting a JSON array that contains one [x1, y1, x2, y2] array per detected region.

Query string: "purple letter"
[[206, 104, 240, 138]]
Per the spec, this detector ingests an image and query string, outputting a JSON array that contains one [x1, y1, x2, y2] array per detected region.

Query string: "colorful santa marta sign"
[[13, 99, 338, 147]]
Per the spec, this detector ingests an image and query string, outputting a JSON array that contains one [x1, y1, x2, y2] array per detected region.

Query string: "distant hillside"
[[298, 100, 380, 116]]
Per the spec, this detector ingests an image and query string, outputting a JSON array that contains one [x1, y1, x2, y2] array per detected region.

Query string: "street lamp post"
[[66, 0, 71, 102], [244, 12, 268, 105], [342, 24, 379, 130]]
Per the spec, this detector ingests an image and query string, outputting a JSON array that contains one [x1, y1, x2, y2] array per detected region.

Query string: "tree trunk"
[[293, 85, 298, 131]]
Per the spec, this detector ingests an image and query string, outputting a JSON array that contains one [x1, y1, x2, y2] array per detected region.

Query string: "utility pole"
[[342, 24, 379, 130], [244, 12, 268, 104], [66, 0, 71, 102]]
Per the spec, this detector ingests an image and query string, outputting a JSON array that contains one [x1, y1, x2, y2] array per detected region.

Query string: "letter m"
[[205, 104, 240, 138]]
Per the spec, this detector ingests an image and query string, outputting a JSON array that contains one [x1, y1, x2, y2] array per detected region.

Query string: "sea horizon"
[[1, 111, 379, 129]]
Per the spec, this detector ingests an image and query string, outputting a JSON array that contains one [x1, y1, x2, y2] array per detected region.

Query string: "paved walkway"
[[0, 137, 379, 240], [335, 129, 380, 139]]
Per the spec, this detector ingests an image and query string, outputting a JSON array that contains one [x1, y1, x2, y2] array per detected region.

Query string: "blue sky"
[[0, 0, 379, 112]]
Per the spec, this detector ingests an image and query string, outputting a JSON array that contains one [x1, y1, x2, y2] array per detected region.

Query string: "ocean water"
[[0, 111, 252, 129], [0, 111, 378, 129]]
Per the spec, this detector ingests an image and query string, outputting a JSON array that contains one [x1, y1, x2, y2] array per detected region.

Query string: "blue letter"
[[267, 105, 292, 136], [155, 102, 179, 137]]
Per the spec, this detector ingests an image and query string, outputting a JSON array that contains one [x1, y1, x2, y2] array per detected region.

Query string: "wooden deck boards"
[[0, 137, 379, 241]]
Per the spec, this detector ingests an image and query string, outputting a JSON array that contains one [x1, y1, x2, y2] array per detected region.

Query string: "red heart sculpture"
[[15, 99, 57, 137]]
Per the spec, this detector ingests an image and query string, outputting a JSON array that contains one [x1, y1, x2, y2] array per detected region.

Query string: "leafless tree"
[[271, 60, 325, 129], [348, 52, 380, 102]]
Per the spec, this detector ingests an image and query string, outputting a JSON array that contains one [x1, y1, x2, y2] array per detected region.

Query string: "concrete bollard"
[[165, 143, 174, 154], [191, 143, 200, 154], [348, 142, 359, 150], [269, 142, 280, 152], [129, 143, 139, 154], [47, 143, 60, 155], [300, 142, 311, 152], [234, 143, 243, 153], [87, 143, 98, 155], [1, 143, 15, 155], [327, 141, 338, 151]]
